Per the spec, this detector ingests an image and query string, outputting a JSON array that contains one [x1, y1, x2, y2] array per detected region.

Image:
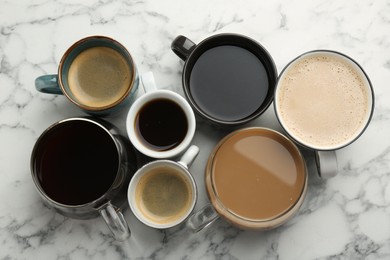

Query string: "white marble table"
[[1, 0, 389, 259]]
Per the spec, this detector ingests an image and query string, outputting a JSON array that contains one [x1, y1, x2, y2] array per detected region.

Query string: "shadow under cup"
[[172, 34, 277, 127], [205, 127, 307, 230]]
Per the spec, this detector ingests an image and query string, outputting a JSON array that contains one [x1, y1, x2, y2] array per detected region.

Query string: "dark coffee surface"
[[135, 98, 188, 151], [36, 120, 119, 205], [189, 45, 269, 122]]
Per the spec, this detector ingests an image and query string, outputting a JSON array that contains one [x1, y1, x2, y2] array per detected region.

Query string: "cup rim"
[[126, 89, 196, 158], [205, 127, 308, 230], [273, 49, 375, 151], [30, 117, 123, 208], [58, 35, 137, 112], [128, 160, 198, 229], [180, 33, 278, 126]]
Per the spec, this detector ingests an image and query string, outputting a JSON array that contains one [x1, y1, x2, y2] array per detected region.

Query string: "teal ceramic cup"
[[35, 36, 139, 116]]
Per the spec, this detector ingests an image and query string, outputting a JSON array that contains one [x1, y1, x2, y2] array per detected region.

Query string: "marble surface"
[[1, 0, 390, 259]]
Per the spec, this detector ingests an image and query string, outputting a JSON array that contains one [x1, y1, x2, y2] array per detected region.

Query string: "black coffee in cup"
[[189, 45, 269, 121], [135, 98, 188, 151], [31, 117, 136, 240], [33, 120, 119, 205], [171, 33, 277, 127]]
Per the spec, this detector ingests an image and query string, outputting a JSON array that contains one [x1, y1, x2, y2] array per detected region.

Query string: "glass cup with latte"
[[128, 145, 199, 229], [187, 127, 308, 232], [35, 36, 139, 116], [274, 50, 374, 178]]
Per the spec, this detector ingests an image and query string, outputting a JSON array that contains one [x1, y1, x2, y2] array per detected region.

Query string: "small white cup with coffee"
[[126, 72, 196, 159], [128, 145, 199, 229], [274, 50, 374, 178]]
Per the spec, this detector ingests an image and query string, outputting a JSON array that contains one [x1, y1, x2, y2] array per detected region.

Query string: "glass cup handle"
[[315, 150, 338, 179], [171, 35, 196, 61], [186, 204, 219, 233], [99, 202, 131, 241], [35, 74, 63, 95]]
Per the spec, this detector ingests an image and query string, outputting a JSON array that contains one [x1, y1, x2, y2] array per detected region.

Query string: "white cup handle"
[[178, 145, 200, 169], [140, 71, 158, 93], [315, 150, 338, 179]]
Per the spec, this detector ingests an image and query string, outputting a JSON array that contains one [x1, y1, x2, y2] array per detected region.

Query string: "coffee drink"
[[189, 45, 269, 122], [135, 165, 194, 224], [276, 52, 372, 150], [206, 128, 306, 224], [135, 98, 188, 151], [34, 120, 119, 205], [68, 46, 132, 109]]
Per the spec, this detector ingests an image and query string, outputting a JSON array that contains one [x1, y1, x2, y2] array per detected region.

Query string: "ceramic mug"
[[30, 117, 137, 241], [274, 50, 375, 178], [35, 35, 139, 116], [126, 72, 196, 159], [171, 33, 277, 127], [128, 145, 199, 229], [187, 128, 307, 232]]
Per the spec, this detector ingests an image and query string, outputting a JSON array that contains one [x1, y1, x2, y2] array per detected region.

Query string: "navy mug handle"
[[35, 74, 63, 95], [171, 35, 196, 61]]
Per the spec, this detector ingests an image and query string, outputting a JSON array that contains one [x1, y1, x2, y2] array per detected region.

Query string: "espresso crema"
[[68, 46, 132, 109], [135, 165, 193, 225]]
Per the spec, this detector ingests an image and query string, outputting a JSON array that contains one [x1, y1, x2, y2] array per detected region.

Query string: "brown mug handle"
[[171, 35, 196, 61]]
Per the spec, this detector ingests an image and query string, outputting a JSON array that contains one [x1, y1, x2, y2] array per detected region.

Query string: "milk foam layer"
[[277, 53, 371, 150]]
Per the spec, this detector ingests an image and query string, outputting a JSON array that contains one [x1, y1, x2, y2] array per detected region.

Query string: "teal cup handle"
[[35, 74, 63, 95], [34, 36, 139, 116]]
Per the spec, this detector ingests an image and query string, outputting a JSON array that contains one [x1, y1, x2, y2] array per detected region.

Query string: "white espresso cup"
[[126, 72, 196, 158], [128, 145, 199, 229]]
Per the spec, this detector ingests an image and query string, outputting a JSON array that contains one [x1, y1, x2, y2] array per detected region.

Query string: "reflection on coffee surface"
[[135, 98, 188, 151], [189, 45, 269, 121], [277, 52, 371, 149], [136, 166, 193, 224], [35, 120, 119, 205], [209, 128, 306, 221], [68, 47, 132, 108]]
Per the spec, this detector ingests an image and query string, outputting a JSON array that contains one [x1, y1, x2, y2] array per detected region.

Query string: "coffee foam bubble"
[[277, 53, 371, 150]]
